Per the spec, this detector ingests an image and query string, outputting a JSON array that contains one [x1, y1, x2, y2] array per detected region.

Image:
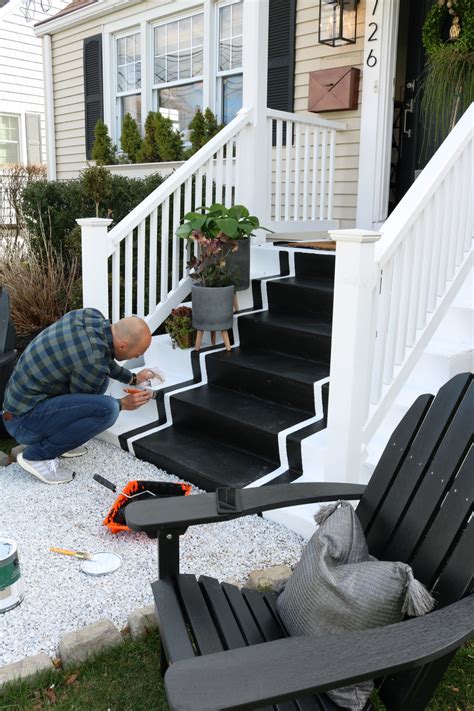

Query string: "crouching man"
[[2, 308, 155, 484]]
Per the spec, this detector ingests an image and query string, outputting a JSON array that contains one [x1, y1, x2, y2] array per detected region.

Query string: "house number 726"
[[366, 1, 378, 67]]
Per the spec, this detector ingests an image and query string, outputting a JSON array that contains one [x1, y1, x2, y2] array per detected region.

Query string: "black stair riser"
[[267, 280, 333, 320], [206, 356, 315, 413], [238, 316, 332, 364], [294, 252, 335, 280], [170, 396, 281, 462], [132, 441, 241, 491]]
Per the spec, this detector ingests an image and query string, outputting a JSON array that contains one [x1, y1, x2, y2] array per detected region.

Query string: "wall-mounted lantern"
[[318, 0, 359, 47]]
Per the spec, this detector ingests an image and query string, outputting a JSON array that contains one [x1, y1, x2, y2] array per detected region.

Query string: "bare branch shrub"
[[0, 237, 79, 336], [0, 163, 46, 239]]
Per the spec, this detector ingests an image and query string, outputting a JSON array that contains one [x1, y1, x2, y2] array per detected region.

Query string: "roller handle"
[[93, 474, 117, 493]]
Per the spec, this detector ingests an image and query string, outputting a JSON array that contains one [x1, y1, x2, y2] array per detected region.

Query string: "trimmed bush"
[[137, 111, 183, 162], [91, 120, 116, 165], [120, 113, 143, 163]]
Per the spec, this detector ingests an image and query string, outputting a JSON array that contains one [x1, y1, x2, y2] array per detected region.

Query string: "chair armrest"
[[164, 595, 474, 711], [125, 482, 365, 533]]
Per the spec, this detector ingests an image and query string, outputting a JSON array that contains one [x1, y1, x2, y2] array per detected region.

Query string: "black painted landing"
[[122, 251, 334, 490]]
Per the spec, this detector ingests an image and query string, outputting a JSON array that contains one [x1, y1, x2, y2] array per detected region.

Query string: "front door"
[[390, 0, 436, 210]]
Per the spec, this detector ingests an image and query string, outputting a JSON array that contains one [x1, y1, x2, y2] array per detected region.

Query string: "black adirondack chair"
[[125, 372, 474, 711]]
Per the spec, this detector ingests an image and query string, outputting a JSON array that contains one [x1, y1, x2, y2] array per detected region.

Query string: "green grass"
[[0, 633, 472, 711]]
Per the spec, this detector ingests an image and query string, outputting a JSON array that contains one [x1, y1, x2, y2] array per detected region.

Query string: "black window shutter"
[[83, 34, 103, 159], [267, 0, 296, 113]]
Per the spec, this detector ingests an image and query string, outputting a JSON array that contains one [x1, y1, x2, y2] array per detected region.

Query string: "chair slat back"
[[358, 373, 474, 711], [359, 372, 472, 562]]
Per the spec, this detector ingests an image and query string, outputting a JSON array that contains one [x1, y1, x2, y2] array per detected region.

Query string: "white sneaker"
[[17, 453, 74, 484], [61, 446, 88, 458]]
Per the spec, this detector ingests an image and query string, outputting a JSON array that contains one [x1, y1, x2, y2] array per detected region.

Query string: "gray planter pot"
[[226, 237, 250, 292], [191, 284, 234, 331]]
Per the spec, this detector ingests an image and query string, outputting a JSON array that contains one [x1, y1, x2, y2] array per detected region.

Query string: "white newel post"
[[237, 0, 270, 228], [325, 229, 381, 482], [77, 218, 113, 318]]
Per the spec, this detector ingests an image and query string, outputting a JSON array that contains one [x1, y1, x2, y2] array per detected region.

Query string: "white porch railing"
[[80, 108, 252, 332], [267, 109, 345, 228], [325, 103, 474, 482], [80, 106, 345, 329]]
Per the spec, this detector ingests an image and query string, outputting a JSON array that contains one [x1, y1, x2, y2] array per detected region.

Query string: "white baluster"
[[293, 122, 301, 221], [394, 231, 414, 364], [319, 129, 327, 221], [383, 245, 404, 385], [215, 146, 224, 204], [437, 169, 452, 296], [205, 156, 214, 206], [172, 189, 181, 289], [195, 166, 204, 212], [183, 178, 192, 279], [224, 139, 233, 207], [311, 127, 319, 221], [275, 119, 283, 221], [406, 210, 425, 347], [112, 245, 121, 322], [125, 231, 133, 316], [284, 121, 291, 221], [137, 219, 146, 317], [446, 162, 462, 282], [456, 149, 470, 265], [327, 129, 336, 221], [370, 259, 393, 404], [427, 185, 443, 314], [160, 200, 169, 302], [302, 125, 310, 221], [149, 208, 158, 314], [416, 198, 435, 331]]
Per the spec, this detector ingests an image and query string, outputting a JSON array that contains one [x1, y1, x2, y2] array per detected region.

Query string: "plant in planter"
[[164, 306, 195, 349], [421, 0, 474, 148]]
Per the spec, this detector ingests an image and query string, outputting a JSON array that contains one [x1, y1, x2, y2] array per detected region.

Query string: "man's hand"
[[121, 388, 153, 411], [135, 368, 164, 385]]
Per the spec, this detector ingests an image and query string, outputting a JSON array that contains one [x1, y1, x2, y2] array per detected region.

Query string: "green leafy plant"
[[91, 120, 116, 165], [120, 113, 143, 163], [177, 203, 266, 287], [137, 111, 184, 163], [421, 0, 474, 146], [164, 306, 195, 348]]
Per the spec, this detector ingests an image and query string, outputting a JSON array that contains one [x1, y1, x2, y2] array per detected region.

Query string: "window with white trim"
[[152, 12, 204, 134], [217, 0, 243, 124], [0, 114, 20, 165], [26, 114, 42, 164], [116, 31, 142, 139]]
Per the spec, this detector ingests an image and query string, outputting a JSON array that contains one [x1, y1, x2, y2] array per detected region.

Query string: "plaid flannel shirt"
[[3, 308, 133, 416]]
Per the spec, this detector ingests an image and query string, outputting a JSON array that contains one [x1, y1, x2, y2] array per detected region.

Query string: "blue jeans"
[[4, 390, 120, 460]]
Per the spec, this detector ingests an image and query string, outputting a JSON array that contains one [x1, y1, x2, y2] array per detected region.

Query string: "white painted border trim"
[[356, 0, 400, 229], [34, 0, 143, 36]]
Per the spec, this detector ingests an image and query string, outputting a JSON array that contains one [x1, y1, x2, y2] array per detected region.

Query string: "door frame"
[[356, 0, 401, 229]]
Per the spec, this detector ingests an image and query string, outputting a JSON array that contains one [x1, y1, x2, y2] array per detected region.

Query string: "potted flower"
[[165, 306, 195, 349], [178, 203, 265, 292], [177, 214, 238, 351]]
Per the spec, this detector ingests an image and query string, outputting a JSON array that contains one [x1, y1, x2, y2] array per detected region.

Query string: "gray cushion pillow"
[[277, 501, 435, 711]]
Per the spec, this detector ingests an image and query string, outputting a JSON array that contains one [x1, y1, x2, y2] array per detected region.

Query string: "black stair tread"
[[207, 347, 329, 385], [172, 384, 311, 433], [241, 310, 332, 335], [133, 426, 278, 489], [271, 275, 334, 292]]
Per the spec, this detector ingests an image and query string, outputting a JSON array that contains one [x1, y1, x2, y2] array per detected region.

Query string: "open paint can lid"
[[81, 552, 122, 576]]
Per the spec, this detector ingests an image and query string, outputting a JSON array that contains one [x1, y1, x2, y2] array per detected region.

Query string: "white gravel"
[[0, 439, 304, 666]]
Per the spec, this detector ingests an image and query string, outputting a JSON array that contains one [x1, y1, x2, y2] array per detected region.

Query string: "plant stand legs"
[[221, 330, 231, 351], [195, 330, 203, 351], [233, 293, 239, 312], [194, 330, 231, 352]]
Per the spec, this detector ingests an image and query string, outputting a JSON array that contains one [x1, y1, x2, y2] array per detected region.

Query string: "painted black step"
[[133, 427, 277, 490], [238, 311, 332, 363], [170, 384, 310, 462], [294, 251, 335, 281], [267, 276, 334, 320], [287, 418, 327, 473], [205, 347, 328, 413]]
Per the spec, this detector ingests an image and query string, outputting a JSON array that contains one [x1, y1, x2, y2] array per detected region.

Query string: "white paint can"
[[0, 538, 25, 613]]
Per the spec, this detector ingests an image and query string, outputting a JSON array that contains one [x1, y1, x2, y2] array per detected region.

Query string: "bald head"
[[112, 316, 152, 360]]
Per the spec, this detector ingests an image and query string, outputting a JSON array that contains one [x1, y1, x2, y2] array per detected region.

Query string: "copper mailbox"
[[308, 66, 360, 113]]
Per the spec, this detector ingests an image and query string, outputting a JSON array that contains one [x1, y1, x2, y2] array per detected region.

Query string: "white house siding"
[[0, 0, 69, 165], [294, 0, 366, 228]]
